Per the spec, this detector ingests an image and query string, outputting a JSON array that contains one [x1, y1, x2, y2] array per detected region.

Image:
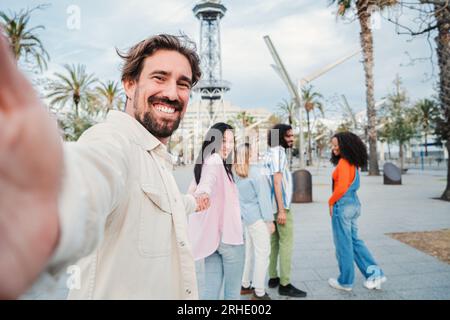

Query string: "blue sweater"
[[235, 165, 274, 226]]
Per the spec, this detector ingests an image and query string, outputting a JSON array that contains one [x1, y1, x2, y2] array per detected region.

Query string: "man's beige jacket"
[[35, 111, 198, 299]]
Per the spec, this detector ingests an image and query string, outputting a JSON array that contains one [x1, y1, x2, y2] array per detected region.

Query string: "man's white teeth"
[[155, 104, 175, 114]]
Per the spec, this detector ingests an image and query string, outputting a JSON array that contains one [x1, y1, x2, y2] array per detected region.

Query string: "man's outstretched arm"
[[0, 30, 130, 299], [0, 30, 63, 299]]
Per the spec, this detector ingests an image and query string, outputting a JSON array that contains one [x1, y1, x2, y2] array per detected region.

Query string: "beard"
[[282, 140, 294, 149], [133, 89, 183, 138]]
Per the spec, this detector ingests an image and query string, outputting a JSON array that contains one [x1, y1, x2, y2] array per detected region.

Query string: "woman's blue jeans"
[[332, 196, 384, 288], [202, 242, 245, 300]]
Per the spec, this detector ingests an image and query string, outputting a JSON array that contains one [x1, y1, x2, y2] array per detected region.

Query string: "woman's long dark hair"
[[330, 131, 368, 168], [194, 122, 235, 184]]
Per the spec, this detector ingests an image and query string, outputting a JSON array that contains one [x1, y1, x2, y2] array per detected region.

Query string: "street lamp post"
[[263, 36, 366, 204], [296, 49, 362, 165], [263, 35, 305, 168], [264, 34, 361, 169]]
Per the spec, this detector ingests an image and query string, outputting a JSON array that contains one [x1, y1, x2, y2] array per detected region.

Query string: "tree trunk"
[[75, 102, 79, 118], [306, 110, 313, 166], [424, 132, 428, 156], [434, 3, 450, 200], [443, 140, 450, 200], [357, 0, 380, 175], [399, 141, 404, 173], [387, 142, 391, 159]]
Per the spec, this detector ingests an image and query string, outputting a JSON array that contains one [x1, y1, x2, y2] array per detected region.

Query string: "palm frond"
[[0, 7, 49, 71], [47, 63, 99, 115]]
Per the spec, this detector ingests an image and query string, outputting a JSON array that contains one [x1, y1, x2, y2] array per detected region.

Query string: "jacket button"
[[186, 289, 191, 294], [179, 241, 185, 247]]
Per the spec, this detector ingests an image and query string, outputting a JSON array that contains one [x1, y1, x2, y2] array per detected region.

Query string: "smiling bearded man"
[[65, 37, 209, 300], [0, 33, 211, 300]]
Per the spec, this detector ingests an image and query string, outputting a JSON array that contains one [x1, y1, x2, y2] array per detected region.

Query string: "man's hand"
[[329, 205, 333, 217], [273, 172, 287, 226], [194, 193, 210, 212], [276, 208, 287, 225], [0, 31, 63, 299]]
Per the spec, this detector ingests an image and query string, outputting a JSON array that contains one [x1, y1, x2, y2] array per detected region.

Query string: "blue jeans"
[[332, 197, 383, 288], [202, 242, 245, 300]]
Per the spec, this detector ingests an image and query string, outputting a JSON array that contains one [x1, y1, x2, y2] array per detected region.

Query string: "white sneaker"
[[328, 278, 352, 292], [363, 276, 387, 290]]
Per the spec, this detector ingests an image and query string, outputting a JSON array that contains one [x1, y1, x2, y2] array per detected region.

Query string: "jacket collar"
[[105, 110, 165, 152]]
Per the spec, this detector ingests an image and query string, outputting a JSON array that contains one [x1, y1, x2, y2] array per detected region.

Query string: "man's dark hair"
[[330, 131, 368, 168], [267, 124, 293, 148], [117, 34, 201, 86]]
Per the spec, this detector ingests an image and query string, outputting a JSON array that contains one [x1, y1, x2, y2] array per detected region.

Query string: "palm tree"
[[384, 1, 449, 200], [412, 98, 439, 157], [57, 112, 95, 142], [337, 119, 354, 133], [330, 0, 398, 175], [0, 5, 49, 72], [277, 98, 296, 126], [96, 80, 124, 115], [302, 85, 324, 166], [313, 121, 332, 159], [226, 111, 257, 146], [238, 111, 256, 128], [268, 114, 282, 127], [432, 2, 450, 201], [46, 64, 98, 118], [228, 111, 256, 129]]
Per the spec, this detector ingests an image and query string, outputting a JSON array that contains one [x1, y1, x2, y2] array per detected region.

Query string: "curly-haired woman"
[[328, 132, 386, 292]]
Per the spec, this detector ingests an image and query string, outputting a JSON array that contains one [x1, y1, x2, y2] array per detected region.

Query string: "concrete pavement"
[[24, 162, 450, 300], [175, 163, 450, 300]]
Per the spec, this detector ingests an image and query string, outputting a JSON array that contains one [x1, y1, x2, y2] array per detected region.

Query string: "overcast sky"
[[1, 0, 438, 118]]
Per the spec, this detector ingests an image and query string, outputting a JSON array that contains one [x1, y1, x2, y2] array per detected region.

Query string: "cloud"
[[3, 0, 437, 116], [219, 6, 358, 109]]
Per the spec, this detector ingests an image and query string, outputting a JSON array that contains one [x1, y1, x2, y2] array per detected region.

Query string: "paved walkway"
[[175, 163, 450, 300], [24, 163, 450, 300]]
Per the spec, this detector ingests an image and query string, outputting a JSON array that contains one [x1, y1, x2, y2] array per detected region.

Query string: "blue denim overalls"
[[332, 168, 384, 288]]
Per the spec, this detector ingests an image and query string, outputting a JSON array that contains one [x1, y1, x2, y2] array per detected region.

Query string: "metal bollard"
[[292, 170, 312, 203], [383, 162, 402, 185]]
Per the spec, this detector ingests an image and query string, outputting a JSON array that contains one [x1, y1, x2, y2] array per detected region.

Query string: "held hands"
[[266, 221, 276, 235], [277, 208, 287, 225], [194, 193, 210, 212]]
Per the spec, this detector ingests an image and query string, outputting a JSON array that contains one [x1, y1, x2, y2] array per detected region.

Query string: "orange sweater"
[[328, 158, 356, 206]]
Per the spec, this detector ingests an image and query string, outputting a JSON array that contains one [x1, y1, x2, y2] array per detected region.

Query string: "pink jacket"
[[188, 153, 243, 260]]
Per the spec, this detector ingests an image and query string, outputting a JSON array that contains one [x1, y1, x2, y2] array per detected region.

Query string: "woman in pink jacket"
[[188, 122, 244, 300]]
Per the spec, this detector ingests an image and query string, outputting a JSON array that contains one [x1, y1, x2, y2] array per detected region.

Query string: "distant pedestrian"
[[328, 132, 386, 291]]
